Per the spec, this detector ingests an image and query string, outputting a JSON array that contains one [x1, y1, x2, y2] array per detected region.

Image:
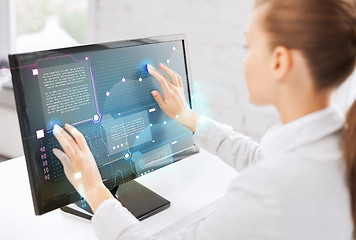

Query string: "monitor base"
[[60, 180, 170, 221]]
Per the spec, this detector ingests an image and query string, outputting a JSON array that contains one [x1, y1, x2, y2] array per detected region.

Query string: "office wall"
[[91, 0, 356, 141]]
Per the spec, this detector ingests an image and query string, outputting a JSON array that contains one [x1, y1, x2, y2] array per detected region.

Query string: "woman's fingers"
[[177, 73, 183, 88], [159, 63, 180, 87], [64, 123, 89, 151], [53, 124, 77, 159], [52, 148, 71, 168], [147, 64, 171, 94], [151, 90, 166, 110]]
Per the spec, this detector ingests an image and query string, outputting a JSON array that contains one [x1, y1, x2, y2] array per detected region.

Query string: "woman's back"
[[185, 105, 353, 239], [259, 106, 352, 238]]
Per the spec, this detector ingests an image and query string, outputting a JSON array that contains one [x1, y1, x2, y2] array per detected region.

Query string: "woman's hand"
[[148, 63, 199, 132], [52, 123, 113, 212]]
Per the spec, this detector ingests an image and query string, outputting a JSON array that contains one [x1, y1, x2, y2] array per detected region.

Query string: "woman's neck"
[[276, 87, 332, 125]]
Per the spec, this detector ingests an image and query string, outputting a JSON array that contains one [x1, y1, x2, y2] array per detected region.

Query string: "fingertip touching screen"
[[9, 34, 197, 215]]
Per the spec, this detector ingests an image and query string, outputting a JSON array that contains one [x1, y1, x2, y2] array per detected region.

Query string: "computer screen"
[[9, 34, 198, 215]]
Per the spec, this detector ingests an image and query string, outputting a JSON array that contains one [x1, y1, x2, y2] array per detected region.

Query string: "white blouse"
[[92, 105, 353, 240]]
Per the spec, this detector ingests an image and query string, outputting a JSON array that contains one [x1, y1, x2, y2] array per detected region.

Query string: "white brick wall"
[[91, 0, 282, 141]]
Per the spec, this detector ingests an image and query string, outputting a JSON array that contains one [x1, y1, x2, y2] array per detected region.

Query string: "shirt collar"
[[260, 105, 345, 160]]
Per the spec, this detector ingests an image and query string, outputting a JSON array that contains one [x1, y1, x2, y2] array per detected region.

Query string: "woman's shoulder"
[[226, 151, 351, 235], [229, 143, 350, 215]]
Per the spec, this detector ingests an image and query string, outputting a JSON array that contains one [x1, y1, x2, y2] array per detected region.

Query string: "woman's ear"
[[271, 46, 292, 82]]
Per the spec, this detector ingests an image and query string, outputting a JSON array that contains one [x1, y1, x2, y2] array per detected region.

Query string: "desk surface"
[[0, 149, 237, 240]]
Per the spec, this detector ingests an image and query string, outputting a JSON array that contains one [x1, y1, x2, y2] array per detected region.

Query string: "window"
[[0, 0, 15, 60], [15, 0, 89, 53]]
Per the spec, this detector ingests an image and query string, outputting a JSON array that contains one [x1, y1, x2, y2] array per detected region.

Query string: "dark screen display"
[[9, 35, 197, 215]]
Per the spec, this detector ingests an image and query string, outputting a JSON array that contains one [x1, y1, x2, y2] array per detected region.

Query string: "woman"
[[52, 0, 356, 239]]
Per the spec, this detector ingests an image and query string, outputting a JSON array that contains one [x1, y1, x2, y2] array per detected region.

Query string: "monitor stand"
[[60, 180, 171, 221]]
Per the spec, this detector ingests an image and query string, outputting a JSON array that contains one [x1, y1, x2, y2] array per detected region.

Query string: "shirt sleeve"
[[91, 198, 140, 240], [192, 116, 262, 172], [91, 165, 281, 240]]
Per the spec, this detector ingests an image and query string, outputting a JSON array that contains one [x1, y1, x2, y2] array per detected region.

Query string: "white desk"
[[0, 149, 237, 239]]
